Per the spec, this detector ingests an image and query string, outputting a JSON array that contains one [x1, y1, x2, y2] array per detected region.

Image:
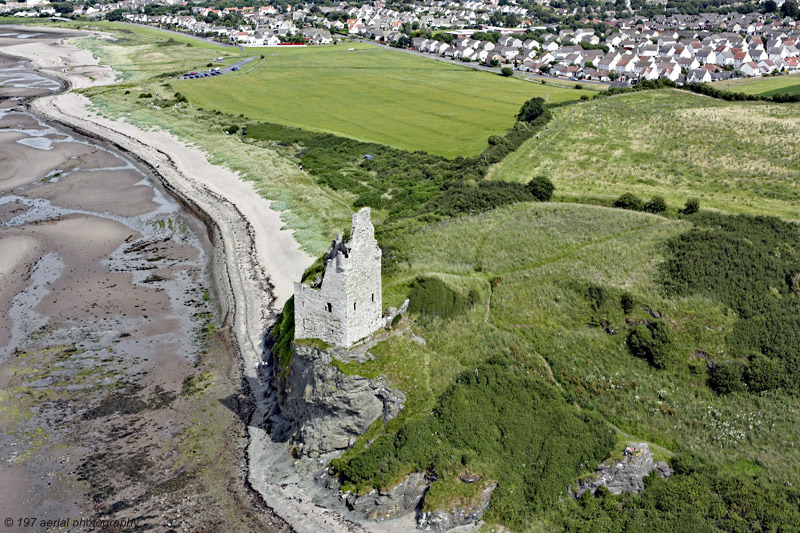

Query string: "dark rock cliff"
[[269, 342, 405, 458]]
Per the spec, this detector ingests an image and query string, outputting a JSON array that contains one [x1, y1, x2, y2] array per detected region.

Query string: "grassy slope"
[[173, 42, 593, 157], [713, 72, 800, 96], [337, 202, 800, 524], [487, 89, 800, 219]]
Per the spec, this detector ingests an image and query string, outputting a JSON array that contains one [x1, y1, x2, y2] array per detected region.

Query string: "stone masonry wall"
[[294, 208, 382, 347]]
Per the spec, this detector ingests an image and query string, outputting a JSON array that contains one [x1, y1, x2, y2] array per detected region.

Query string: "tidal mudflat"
[[0, 29, 287, 532]]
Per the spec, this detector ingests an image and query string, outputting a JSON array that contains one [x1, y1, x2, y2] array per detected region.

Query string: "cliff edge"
[[268, 342, 405, 458]]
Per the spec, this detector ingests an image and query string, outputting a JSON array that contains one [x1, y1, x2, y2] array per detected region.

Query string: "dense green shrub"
[[564, 455, 800, 531], [516, 97, 547, 123], [500, 67, 513, 77], [526, 175, 555, 201], [626, 321, 676, 369], [332, 356, 615, 528], [427, 181, 533, 216], [587, 285, 607, 311], [708, 361, 747, 394], [613, 192, 644, 211], [620, 292, 635, 314], [407, 277, 479, 319], [745, 354, 785, 393], [662, 213, 800, 393], [683, 198, 700, 215], [643, 195, 667, 214]]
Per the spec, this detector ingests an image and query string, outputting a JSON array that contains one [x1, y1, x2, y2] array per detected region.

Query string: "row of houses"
[[86, 0, 800, 81], [121, 10, 333, 46], [398, 13, 800, 82]]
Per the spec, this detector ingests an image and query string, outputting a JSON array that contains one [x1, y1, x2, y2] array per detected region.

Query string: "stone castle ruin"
[[294, 208, 382, 348]]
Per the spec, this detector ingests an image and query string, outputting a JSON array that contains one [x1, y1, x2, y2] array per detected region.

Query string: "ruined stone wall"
[[294, 208, 382, 347]]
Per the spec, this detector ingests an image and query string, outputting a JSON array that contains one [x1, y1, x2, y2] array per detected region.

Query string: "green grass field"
[[374, 203, 764, 463], [487, 89, 800, 219], [173, 43, 594, 157], [713, 73, 800, 96]]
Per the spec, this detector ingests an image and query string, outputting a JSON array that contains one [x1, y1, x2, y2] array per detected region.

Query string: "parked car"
[[231, 66, 239, 71]]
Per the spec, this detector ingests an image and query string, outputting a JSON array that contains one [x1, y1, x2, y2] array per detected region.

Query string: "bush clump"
[[626, 320, 676, 369], [517, 97, 547, 123], [643, 195, 667, 214], [620, 292, 635, 314], [707, 360, 747, 394], [408, 277, 479, 319], [683, 197, 700, 214], [613, 192, 644, 211], [662, 212, 800, 393], [429, 181, 531, 216], [526, 175, 555, 202]]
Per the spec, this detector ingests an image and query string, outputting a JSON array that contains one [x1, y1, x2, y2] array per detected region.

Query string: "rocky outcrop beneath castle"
[[417, 484, 496, 532], [270, 342, 405, 457], [571, 443, 673, 498], [342, 472, 429, 521]]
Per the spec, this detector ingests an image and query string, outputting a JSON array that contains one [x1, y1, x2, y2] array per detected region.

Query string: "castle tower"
[[293, 208, 382, 348]]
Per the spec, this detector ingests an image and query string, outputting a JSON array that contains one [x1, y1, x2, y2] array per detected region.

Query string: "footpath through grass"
[[488, 89, 800, 220], [173, 43, 592, 157]]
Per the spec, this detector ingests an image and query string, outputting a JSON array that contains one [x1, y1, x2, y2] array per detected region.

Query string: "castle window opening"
[[327, 302, 332, 313], [372, 293, 374, 303], [354, 302, 357, 311]]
